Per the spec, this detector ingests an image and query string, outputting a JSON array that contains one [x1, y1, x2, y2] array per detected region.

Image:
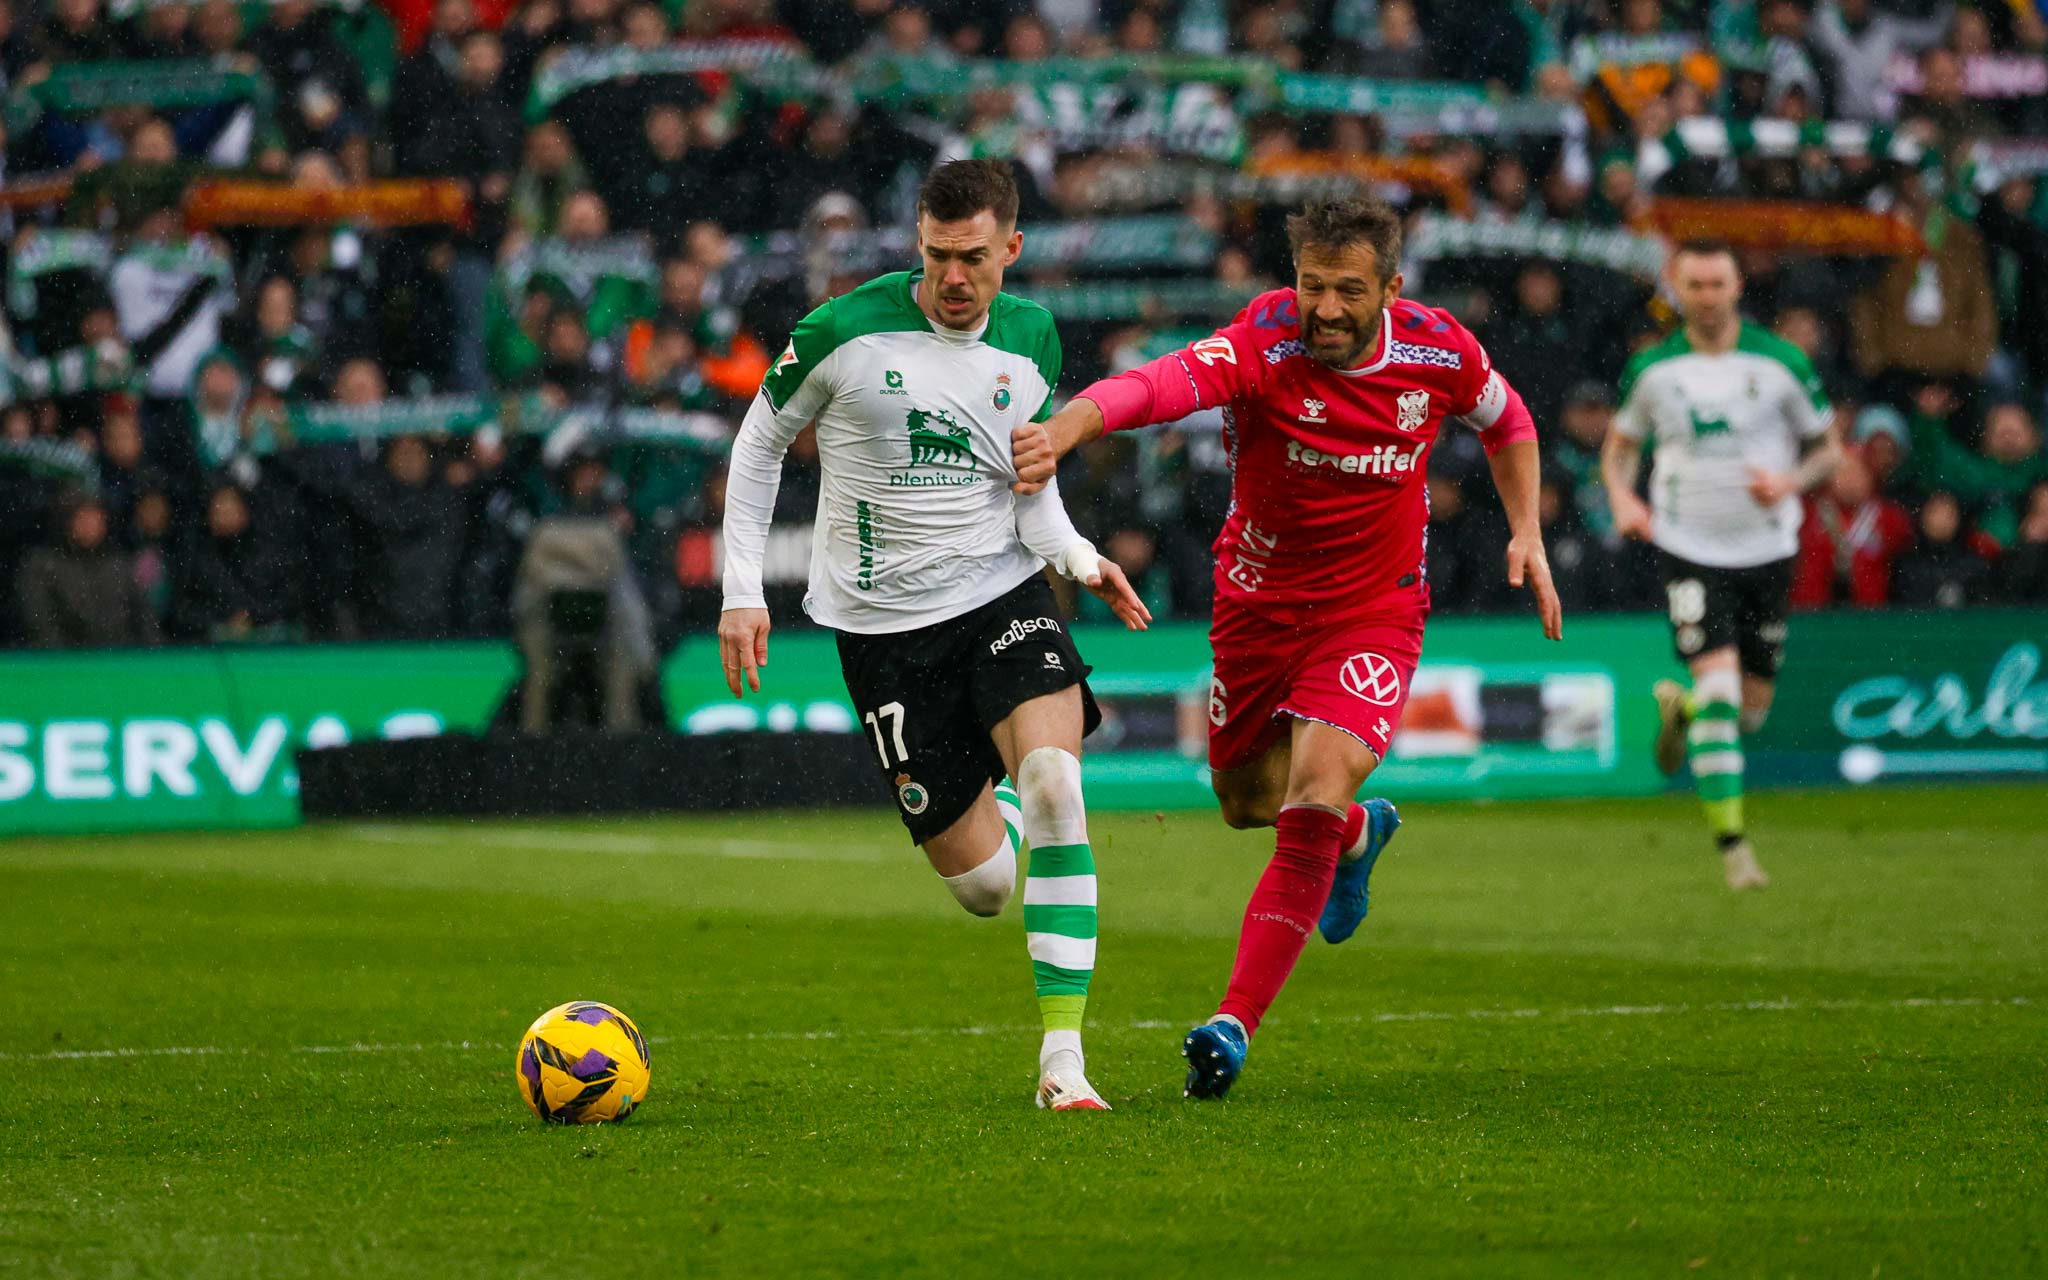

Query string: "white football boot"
[[1036, 1050, 1110, 1111], [1723, 840, 1770, 892]]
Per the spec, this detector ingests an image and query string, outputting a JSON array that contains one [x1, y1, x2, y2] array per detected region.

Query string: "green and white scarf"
[[1407, 213, 1668, 281], [500, 238, 659, 302], [6, 231, 115, 319]]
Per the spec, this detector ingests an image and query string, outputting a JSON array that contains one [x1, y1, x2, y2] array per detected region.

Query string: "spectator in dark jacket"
[[1335, 0, 1432, 79], [779, 109, 872, 227], [0, 0, 45, 96], [15, 492, 162, 648], [390, 0, 479, 171], [41, 0, 121, 63], [121, 0, 199, 59], [1996, 484, 2048, 603], [407, 30, 522, 208], [174, 483, 295, 641], [95, 395, 155, 540], [348, 435, 466, 639], [1893, 491, 1997, 609], [1538, 472, 1619, 613], [609, 101, 725, 249], [249, 0, 371, 164], [1485, 261, 1578, 429], [1976, 177, 2048, 393], [1423, 473, 1509, 614]]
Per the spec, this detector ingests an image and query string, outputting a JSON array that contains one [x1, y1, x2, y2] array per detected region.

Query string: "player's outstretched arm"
[[1011, 398, 1103, 494], [1012, 332, 1247, 494], [1488, 437, 1564, 641]]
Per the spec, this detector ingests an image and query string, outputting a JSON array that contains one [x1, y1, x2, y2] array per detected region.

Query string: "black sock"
[[1717, 833, 1744, 853]]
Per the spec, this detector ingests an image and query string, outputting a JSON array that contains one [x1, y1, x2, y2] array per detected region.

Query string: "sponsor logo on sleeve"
[[1191, 335, 1238, 366]]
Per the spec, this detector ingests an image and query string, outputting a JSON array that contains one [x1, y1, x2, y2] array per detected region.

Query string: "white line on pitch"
[[343, 824, 890, 862], [2, 995, 2031, 1064]]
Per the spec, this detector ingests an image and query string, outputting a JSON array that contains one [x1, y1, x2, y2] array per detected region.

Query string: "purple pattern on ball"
[[571, 1048, 614, 1080], [519, 1045, 541, 1083], [567, 1005, 611, 1025]]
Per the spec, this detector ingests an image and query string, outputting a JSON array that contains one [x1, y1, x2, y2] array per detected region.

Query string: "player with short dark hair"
[[718, 159, 1150, 1110], [1601, 241, 1842, 891], [1012, 197, 1562, 1099]]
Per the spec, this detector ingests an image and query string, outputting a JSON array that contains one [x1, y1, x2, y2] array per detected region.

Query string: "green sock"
[[1688, 696, 1745, 842]]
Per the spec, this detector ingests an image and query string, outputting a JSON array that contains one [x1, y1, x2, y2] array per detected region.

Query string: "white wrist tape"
[[1056, 541, 1104, 583]]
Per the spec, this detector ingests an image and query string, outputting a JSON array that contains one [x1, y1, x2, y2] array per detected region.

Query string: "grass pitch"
[[3, 786, 2044, 1277]]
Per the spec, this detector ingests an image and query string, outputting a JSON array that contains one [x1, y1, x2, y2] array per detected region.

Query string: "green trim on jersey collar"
[[761, 270, 1064, 416], [1619, 319, 1827, 413]]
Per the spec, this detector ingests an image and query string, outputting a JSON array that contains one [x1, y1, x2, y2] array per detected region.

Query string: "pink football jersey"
[[1084, 288, 1530, 626]]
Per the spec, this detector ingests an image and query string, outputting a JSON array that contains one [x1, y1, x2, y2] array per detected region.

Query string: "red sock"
[[1216, 804, 1348, 1036], [1339, 801, 1367, 858]]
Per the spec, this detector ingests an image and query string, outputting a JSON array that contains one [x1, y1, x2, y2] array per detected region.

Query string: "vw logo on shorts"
[[1340, 652, 1403, 705]]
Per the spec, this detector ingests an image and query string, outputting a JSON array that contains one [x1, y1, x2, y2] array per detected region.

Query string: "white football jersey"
[[1614, 322, 1832, 568], [722, 270, 1068, 634]]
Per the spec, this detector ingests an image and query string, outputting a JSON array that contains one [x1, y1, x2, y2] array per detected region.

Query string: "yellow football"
[[516, 1001, 652, 1124]]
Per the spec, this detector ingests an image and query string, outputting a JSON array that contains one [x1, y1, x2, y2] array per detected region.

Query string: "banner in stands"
[[7, 612, 2042, 835], [1747, 609, 2048, 787], [0, 645, 514, 835], [183, 180, 472, 230]]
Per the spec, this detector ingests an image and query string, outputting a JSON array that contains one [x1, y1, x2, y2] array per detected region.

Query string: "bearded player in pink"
[[1012, 198, 1564, 1098]]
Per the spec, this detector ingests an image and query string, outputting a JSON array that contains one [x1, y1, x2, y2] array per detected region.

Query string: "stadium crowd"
[[4, 0, 2048, 651]]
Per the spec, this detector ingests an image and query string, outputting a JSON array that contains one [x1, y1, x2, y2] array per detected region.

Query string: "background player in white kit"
[[716, 160, 1150, 1110], [1602, 241, 1842, 891]]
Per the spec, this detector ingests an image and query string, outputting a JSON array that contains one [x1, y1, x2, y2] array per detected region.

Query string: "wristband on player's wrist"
[[1055, 541, 1103, 582]]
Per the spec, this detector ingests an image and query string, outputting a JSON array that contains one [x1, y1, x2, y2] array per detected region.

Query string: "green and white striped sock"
[[1688, 693, 1745, 844], [994, 781, 1024, 859], [1012, 751, 1097, 1068]]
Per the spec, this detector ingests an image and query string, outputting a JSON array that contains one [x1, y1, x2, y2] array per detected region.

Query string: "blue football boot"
[[1182, 1018, 1248, 1100], [1318, 798, 1401, 944]]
